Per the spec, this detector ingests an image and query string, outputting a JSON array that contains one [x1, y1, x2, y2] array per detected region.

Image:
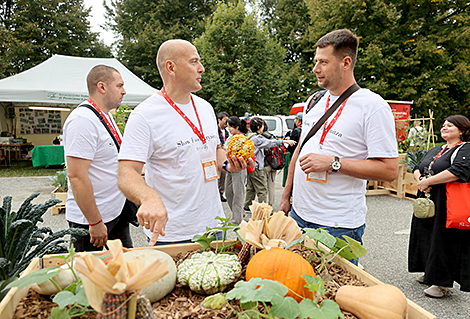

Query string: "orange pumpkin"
[[246, 248, 316, 302]]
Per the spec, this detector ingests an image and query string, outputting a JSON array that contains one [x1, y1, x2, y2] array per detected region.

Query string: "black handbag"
[[79, 104, 140, 227]]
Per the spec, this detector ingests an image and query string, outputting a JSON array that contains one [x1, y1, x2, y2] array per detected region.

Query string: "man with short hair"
[[280, 29, 399, 256], [408, 120, 426, 147], [64, 65, 132, 252], [117, 40, 252, 246], [217, 111, 230, 202]]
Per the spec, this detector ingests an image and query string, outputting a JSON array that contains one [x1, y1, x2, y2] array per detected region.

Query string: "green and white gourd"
[[177, 251, 241, 294]]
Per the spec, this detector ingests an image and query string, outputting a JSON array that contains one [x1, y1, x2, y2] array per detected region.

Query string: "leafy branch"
[[205, 276, 344, 319], [192, 216, 241, 254], [286, 228, 367, 275]]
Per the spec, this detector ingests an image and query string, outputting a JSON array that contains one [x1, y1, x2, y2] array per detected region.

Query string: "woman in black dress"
[[408, 115, 470, 298]]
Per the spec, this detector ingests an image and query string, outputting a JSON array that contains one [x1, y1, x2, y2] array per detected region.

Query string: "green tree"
[[0, 0, 112, 78], [258, 0, 319, 112], [106, 0, 219, 89], [306, 0, 470, 126], [194, 2, 288, 116]]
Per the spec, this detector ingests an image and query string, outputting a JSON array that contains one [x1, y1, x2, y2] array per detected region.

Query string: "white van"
[[259, 115, 296, 138]]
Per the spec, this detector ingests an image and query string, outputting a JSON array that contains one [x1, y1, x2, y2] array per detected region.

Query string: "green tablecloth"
[[32, 145, 65, 167]]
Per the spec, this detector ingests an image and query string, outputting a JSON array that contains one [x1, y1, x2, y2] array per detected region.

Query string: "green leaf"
[[240, 301, 258, 310], [226, 278, 288, 303], [192, 233, 214, 250], [6, 267, 59, 290], [285, 234, 305, 249], [299, 299, 344, 319], [72, 284, 89, 307], [269, 295, 300, 319], [50, 306, 71, 319], [52, 291, 75, 309], [302, 275, 326, 297], [304, 228, 336, 249], [343, 236, 367, 258], [334, 238, 358, 261]]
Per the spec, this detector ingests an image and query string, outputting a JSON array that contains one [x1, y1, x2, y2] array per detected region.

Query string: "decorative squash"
[[227, 134, 255, 161], [245, 248, 315, 302], [123, 249, 177, 302], [31, 264, 76, 295], [177, 251, 241, 294], [335, 284, 409, 319]]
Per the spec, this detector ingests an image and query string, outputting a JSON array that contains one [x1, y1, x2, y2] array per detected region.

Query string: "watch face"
[[332, 161, 341, 170]]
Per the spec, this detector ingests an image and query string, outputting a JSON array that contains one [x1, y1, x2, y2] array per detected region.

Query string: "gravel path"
[[1, 174, 469, 318]]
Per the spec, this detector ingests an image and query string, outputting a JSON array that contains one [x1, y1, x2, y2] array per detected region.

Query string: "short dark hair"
[[217, 111, 229, 120], [249, 117, 264, 133], [444, 115, 470, 141], [227, 116, 249, 134], [316, 29, 359, 67], [86, 65, 119, 94]]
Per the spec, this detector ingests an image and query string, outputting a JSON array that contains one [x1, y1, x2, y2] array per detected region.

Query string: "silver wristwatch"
[[330, 156, 341, 172]]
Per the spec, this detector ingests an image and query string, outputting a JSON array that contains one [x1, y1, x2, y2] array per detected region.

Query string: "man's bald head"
[[156, 39, 194, 75]]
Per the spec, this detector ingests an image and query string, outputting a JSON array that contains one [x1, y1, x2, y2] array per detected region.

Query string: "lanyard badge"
[[161, 87, 218, 182]]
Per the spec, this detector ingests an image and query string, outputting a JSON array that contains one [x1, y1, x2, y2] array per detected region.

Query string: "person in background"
[[408, 120, 426, 148], [225, 116, 249, 224], [280, 29, 398, 265], [283, 112, 303, 186], [117, 40, 252, 246], [244, 116, 296, 209], [409, 115, 470, 298], [63, 65, 132, 252], [217, 111, 230, 202], [261, 120, 278, 206]]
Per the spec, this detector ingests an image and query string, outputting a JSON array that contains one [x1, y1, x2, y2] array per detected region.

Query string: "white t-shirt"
[[118, 93, 223, 242], [293, 89, 398, 228], [63, 104, 126, 225]]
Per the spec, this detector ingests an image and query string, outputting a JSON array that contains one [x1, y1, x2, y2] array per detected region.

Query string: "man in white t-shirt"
[[117, 40, 252, 246], [279, 29, 399, 259], [64, 65, 132, 252]]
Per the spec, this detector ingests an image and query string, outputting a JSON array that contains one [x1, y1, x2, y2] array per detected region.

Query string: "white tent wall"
[[0, 54, 157, 146]]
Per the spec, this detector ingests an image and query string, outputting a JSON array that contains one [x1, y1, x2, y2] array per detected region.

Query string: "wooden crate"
[[366, 154, 418, 200], [0, 240, 436, 319], [50, 187, 67, 215]]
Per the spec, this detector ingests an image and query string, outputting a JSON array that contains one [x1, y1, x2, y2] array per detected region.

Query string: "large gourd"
[[177, 251, 241, 294], [123, 249, 177, 302], [31, 264, 76, 295], [245, 248, 315, 302], [335, 284, 409, 319], [227, 134, 255, 161]]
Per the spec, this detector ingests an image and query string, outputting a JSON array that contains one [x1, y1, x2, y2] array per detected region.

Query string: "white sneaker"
[[424, 285, 447, 298], [417, 275, 425, 284]]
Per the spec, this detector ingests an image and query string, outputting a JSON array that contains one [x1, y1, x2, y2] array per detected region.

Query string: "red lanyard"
[[161, 87, 206, 144], [87, 98, 122, 146], [319, 95, 350, 146], [428, 141, 463, 169]]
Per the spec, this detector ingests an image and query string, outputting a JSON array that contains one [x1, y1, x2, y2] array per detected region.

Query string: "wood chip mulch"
[[12, 246, 365, 319]]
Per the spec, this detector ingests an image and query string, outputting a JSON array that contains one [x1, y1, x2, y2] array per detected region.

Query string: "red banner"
[[388, 102, 411, 143]]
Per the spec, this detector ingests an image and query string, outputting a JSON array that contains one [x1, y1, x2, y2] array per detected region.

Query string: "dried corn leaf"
[[127, 259, 169, 291], [79, 274, 105, 313]]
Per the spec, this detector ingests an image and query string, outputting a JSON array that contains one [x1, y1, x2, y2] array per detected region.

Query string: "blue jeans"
[[290, 207, 365, 265]]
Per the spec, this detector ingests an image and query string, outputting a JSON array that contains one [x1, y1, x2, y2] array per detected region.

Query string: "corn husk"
[[74, 239, 169, 313], [238, 201, 302, 250]]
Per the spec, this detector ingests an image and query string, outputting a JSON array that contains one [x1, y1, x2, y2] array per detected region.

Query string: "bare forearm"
[[425, 170, 458, 186], [340, 157, 399, 182], [118, 164, 161, 206]]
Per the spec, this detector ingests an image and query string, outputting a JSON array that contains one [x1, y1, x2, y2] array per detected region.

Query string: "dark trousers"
[[68, 213, 133, 252]]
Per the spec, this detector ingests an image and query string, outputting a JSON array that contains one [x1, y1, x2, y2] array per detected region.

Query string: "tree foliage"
[[306, 0, 470, 125], [106, 0, 219, 89], [194, 2, 288, 116], [0, 0, 112, 79]]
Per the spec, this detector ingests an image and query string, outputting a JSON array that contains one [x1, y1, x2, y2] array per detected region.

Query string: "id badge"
[[306, 171, 328, 183], [199, 144, 219, 182]]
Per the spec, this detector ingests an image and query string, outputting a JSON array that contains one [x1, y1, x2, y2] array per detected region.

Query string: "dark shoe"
[[220, 195, 227, 202], [424, 285, 447, 298]]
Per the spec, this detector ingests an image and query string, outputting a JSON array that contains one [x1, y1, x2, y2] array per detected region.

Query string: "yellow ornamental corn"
[[227, 135, 255, 161]]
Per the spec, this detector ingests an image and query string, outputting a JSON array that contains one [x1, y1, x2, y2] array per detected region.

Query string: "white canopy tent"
[[0, 54, 157, 107]]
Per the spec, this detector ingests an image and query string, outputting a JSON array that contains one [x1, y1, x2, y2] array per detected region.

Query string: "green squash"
[[177, 251, 241, 294]]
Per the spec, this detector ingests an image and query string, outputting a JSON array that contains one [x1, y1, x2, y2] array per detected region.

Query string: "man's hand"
[[226, 155, 254, 173], [299, 153, 333, 174], [137, 196, 169, 246], [279, 197, 291, 215], [89, 222, 108, 247]]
